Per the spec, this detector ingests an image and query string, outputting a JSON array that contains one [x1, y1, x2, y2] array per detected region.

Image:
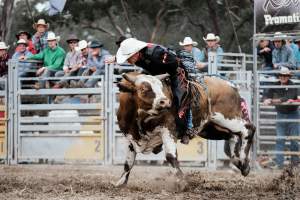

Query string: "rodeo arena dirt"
[[1, 1, 300, 199]]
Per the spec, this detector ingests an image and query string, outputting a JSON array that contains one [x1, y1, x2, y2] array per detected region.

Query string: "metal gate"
[[8, 60, 107, 164]]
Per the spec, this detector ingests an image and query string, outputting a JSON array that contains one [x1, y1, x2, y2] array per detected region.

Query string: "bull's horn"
[[122, 73, 137, 84], [155, 73, 170, 80]]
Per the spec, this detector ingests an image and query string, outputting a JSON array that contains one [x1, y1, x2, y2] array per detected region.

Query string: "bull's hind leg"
[[239, 123, 256, 176], [160, 127, 183, 177], [210, 113, 252, 176], [115, 143, 136, 187]]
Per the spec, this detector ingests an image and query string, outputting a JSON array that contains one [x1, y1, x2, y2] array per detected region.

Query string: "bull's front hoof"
[[241, 163, 250, 177], [114, 180, 127, 188]]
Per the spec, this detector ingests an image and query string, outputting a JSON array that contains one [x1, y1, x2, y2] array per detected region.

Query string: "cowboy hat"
[[179, 37, 198, 46], [116, 38, 148, 64], [76, 40, 88, 51], [278, 66, 292, 76], [17, 39, 28, 46], [0, 42, 9, 50], [89, 41, 103, 48], [15, 30, 31, 39], [66, 34, 79, 43], [33, 19, 50, 29], [203, 33, 218, 41], [272, 32, 288, 41], [46, 32, 60, 41]]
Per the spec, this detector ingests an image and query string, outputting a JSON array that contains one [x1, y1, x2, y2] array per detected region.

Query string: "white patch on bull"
[[159, 126, 176, 158], [229, 135, 238, 158], [135, 75, 168, 111], [210, 112, 246, 133], [210, 112, 249, 162]]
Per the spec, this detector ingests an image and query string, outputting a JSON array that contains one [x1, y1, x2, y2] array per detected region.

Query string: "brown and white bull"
[[116, 72, 255, 186]]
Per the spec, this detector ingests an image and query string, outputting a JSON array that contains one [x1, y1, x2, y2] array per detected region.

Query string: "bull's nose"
[[158, 98, 171, 108]]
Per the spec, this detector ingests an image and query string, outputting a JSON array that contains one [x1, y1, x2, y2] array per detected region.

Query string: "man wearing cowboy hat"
[[77, 40, 111, 88], [12, 39, 33, 77], [32, 19, 49, 53], [0, 42, 10, 79], [179, 36, 204, 66], [53, 35, 81, 88], [116, 38, 196, 144], [263, 67, 300, 168], [198, 33, 224, 72], [23, 32, 65, 89], [272, 32, 296, 70], [15, 30, 36, 54]]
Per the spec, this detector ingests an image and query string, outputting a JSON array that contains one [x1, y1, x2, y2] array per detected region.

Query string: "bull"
[[115, 72, 256, 186]]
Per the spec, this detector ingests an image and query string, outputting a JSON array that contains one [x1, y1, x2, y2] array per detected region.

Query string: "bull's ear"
[[117, 82, 136, 93]]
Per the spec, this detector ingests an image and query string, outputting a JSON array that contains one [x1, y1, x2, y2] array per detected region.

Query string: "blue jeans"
[[186, 109, 193, 129], [276, 111, 300, 167]]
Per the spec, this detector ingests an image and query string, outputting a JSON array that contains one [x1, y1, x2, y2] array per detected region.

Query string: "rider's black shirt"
[[136, 44, 179, 77]]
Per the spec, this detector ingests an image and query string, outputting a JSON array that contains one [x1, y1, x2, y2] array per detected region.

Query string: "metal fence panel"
[[7, 60, 107, 164]]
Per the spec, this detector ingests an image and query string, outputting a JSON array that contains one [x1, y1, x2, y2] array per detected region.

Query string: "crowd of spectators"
[[0, 18, 226, 89], [0, 19, 113, 89]]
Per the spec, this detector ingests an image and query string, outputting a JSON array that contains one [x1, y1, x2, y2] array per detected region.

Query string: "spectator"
[[77, 41, 111, 88], [0, 42, 9, 90], [197, 33, 224, 72], [257, 39, 274, 70], [69, 40, 90, 88], [15, 31, 36, 54], [53, 34, 81, 88], [23, 32, 66, 89], [31, 19, 49, 53], [294, 38, 300, 67], [272, 32, 296, 70], [263, 67, 299, 168], [12, 39, 33, 77], [179, 36, 204, 69]]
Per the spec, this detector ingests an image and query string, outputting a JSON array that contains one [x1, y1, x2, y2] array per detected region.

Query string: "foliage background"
[[0, 0, 254, 54]]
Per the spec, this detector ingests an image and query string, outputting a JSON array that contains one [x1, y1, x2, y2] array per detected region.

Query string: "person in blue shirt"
[[179, 36, 204, 64], [272, 32, 296, 70], [78, 41, 111, 87], [294, 38, 300, 78], [12, 39, 33, 77], [197, 33, 224, 72]]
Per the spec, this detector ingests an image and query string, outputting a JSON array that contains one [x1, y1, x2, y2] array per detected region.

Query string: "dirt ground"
[[0, 165, 299, 200]]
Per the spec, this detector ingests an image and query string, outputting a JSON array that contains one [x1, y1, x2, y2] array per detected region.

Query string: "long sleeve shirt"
[[12, 50, 33, 69], [272, 45, 296, 69], [28, 46, 66, 71], [192, 47, 205, 63], [63, 50, 81, 70], [32, 32, 48, 53], [87, 49, 111, 74]]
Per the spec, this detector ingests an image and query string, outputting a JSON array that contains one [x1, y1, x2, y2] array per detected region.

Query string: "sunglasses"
[[68, 41, 78, 44]]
